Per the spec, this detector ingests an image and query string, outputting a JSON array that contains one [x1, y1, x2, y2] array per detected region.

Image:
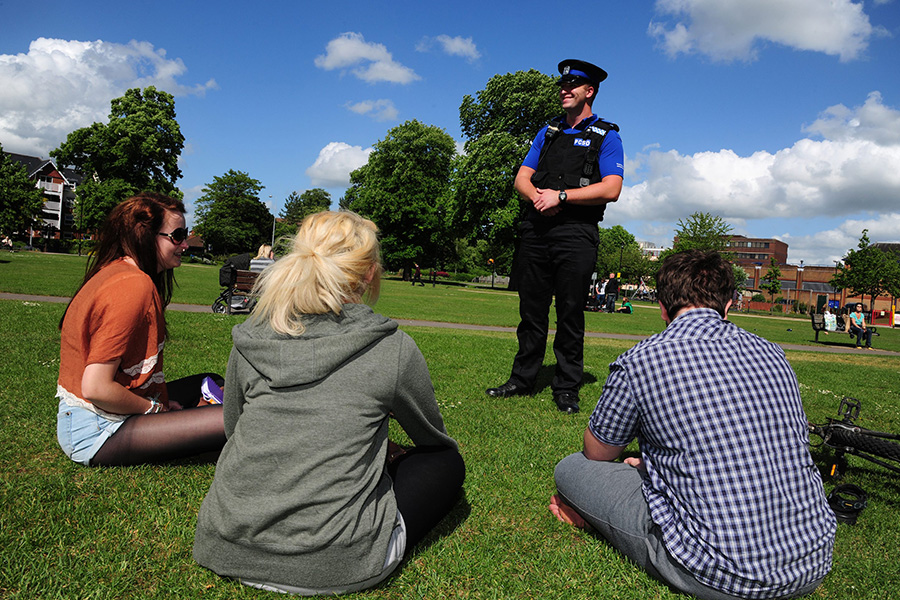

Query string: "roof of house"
[[4, 151, 82, 185], [873, 242, 900, 260], [5, 152, 51, 178]]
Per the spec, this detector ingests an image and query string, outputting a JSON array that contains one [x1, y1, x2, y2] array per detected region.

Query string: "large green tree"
[[596, 225, 651, 283], [281, 188, 331, 227], [451, 70, 559, 273], [831, 230, 900, 309], [0, 145, 46, 239], [193, 170, 271, 256], [343, 120, 456, 271], [659, 212, 744, 289], [670, 212, 733, 254], [51, 86, 185, 231]]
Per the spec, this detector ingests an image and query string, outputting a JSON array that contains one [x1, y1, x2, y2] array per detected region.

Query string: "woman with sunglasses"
[[56, 192, 226, 466]]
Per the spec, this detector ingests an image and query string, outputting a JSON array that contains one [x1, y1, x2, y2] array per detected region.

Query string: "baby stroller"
[[212, 262, 257, 314]]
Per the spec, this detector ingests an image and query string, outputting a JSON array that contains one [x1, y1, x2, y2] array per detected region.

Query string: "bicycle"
[[807, 397, 900, 479], [211, 287, 256, 314]]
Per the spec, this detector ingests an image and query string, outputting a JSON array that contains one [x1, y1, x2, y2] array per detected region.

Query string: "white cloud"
[[345, 99, 399, 122], [804, 91, 900, 146], [305, 142, 372, 187], [617, 93, 900, 263], [780, 213, 900, 265], [314, 32, 420, 84], [416, 35, 481, 62], [621, 92, 900, 224], [648, 0, 882, 62], [0, 38, 216, 157]]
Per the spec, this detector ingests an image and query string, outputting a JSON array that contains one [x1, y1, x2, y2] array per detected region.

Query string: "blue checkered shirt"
[[589, 308, 835, 598]]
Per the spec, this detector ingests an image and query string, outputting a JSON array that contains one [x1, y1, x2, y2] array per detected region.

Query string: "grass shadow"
[[533, 366, 600, 395], [378, 490, 472, 590]]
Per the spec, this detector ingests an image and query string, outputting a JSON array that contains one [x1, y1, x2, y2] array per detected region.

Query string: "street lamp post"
[[269, 195, 275, 247], [833, 261, 840, 310], [618, 242, 625, 276]]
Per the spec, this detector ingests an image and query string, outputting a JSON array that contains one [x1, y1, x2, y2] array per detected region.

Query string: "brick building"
[[726, 235, 788, 266]]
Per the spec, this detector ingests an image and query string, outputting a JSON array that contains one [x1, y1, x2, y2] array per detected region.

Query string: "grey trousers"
[[554, 453, 823, 600]]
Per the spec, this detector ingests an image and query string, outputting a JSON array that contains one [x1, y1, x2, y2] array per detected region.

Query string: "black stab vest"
[[528, 116, 618, 225]]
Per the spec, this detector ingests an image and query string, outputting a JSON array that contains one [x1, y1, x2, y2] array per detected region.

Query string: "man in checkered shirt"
[[551, 250, 835, 600]]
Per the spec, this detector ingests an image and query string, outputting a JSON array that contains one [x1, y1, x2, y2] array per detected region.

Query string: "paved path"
[[3, 292, 897, 357]]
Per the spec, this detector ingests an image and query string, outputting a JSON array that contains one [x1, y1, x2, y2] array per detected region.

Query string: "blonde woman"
[[194, 211, 465, 596], [248, 243, 274, 272]]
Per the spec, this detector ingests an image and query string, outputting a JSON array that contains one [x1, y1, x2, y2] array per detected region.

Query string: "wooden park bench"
[[810, 313, 828, 342], [811, 312, 876, 344]]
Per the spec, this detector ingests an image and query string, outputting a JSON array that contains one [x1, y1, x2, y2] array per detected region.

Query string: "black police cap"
[[557, 59, 608, 86]]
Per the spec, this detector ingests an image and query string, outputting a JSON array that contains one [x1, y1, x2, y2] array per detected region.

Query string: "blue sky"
[[2, 0, 899, 266]]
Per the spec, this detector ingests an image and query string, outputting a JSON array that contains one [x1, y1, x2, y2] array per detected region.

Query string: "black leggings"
[[386, 446, 465, 551], [91, 373, 226, 467]]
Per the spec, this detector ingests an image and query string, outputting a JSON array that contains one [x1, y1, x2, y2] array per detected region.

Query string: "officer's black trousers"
[[510, 222, 598, 393]]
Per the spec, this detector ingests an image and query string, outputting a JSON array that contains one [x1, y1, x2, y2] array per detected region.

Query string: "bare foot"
[[549, 494, 587, 529], [624, 456, 645, 471]]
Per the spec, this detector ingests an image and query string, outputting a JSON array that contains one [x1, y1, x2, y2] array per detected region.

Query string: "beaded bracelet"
[[144, 398, 163, 414]]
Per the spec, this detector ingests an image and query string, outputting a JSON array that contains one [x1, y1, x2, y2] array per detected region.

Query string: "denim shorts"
[[56, 400, 128, 466]]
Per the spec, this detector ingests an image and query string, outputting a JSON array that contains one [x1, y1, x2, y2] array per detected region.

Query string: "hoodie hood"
[[230, 303, 398, 389]]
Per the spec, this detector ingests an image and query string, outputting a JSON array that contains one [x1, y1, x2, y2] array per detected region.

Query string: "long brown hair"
[[61, 192, 185, 328]]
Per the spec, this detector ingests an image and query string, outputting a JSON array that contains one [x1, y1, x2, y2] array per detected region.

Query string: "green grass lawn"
[[2, 253, 900, 598], [4, 250, 899, 352]]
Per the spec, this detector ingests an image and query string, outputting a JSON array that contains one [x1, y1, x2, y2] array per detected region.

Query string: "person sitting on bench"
[[848, 303, 874, 349]]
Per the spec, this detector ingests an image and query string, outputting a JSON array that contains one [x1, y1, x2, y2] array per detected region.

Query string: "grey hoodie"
[[193, 303, 456, 589]]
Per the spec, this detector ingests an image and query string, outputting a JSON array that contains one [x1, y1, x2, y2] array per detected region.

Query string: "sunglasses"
[[158, 227, 189, 244]]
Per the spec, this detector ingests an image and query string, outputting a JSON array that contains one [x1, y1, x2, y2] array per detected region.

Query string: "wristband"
[[144, 398, 163, 414]]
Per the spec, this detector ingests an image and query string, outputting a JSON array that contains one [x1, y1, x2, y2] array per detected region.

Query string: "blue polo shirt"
[[522, 115, 624, 178]]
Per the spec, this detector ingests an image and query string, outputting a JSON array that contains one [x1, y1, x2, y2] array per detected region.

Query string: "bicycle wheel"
[[829, 427, 900, 463]]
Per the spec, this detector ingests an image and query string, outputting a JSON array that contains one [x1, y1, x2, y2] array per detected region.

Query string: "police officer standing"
[[486, 59, 624, 413]]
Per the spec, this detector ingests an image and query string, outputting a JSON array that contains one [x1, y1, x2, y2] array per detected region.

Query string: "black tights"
[[91, 373, 226, 467], [386, 446, 465, 550]]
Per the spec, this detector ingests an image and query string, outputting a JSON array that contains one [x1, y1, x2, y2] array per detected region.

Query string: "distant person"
[[586, 279, 603, 312], [56, 192, 225, 467], [823, 305, 836, 334], [411, 262, 424, 286], [597, 278, 607, 311], [249, 243, 275, 273], [194, 211, 465, 596], [848, 303, 874, 349], [551, 250, 835, 600], [604, 272, 619, 313], [615, 298, 632, 314], [486, 58, 625, 415]]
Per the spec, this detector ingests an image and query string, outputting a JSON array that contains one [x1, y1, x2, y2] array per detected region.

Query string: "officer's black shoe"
[[485, 381, 532, 397], [553, 391, 580, 414]]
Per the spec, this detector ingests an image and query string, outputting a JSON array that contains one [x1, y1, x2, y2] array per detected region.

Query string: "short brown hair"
[[657, 250, 735, 318]]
